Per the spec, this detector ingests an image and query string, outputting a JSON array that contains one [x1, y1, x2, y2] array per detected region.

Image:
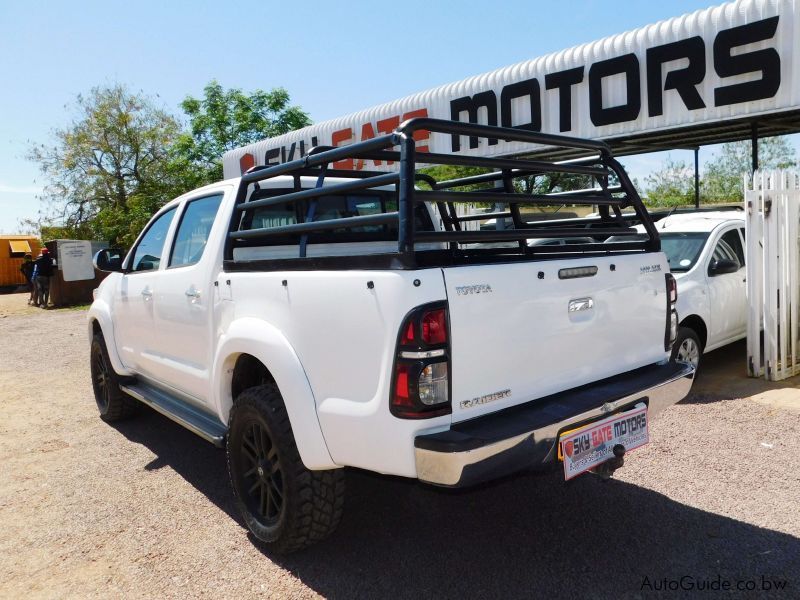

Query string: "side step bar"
[[120, 382, 227, 447]]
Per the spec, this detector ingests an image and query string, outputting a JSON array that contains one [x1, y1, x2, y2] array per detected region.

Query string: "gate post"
[[746, 169, 800, 381]]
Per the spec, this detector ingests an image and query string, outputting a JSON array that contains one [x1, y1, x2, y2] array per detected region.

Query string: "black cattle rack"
[[225, 118, 660, 270]]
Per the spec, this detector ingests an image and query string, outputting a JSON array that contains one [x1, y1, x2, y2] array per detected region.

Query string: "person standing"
[[20, 254, 37, 306], [32, 248, 54, 308]]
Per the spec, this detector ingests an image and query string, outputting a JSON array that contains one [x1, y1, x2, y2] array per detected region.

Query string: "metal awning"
[[8, 240, 32, 254]]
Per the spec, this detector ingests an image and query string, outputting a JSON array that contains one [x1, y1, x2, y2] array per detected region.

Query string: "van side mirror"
[[708, 258, 739, 276], [93, 248, 124, 272]]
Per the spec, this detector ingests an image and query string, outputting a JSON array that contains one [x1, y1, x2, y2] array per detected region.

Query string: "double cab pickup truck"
[[88, 119, 694, 553]]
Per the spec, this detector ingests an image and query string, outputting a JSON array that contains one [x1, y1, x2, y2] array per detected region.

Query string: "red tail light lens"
[[393, 364, 413, 408], [421, 309, 447, 345], [401, 320, 416, 345]]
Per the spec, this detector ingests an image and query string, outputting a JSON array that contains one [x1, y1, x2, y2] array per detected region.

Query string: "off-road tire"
[[90, 333, 138, 422], [227, 384, 344, 554]]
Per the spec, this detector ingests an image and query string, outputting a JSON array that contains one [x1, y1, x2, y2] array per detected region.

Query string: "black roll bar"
[[225, 118, 659, 264]]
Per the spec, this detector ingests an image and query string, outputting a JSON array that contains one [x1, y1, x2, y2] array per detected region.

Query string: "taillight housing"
[[391, 302, 451, 418], [665, 273, 678, 351]]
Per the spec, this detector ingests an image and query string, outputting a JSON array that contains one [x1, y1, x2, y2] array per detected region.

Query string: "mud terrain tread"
[[227, 384, 344, 554]]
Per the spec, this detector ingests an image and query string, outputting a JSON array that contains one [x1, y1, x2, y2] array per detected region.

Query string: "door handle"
[[141, 288, 153, 299], [185, 288, 201, 299]]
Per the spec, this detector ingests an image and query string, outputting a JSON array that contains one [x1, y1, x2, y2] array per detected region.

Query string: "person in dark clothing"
[[20, 254, 37, 305], [32, 248, 54, 308]]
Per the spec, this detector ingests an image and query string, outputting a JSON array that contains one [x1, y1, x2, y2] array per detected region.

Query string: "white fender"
[[87, 299, 134, 377], [213, 317, 337, 470]]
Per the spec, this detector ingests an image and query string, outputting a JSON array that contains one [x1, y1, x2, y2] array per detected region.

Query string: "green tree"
[[29, 84, 191, 247], [644, 156, 695, 208], [419, 165, 491, 191], [703, 137, 796, 202], [176, 80, 312, 183]]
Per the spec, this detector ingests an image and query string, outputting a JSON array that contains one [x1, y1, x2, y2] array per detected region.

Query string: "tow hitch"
[[590, 444, 626, 479]]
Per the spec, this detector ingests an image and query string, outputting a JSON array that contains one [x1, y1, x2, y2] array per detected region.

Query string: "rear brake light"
[[401, 320, 415, 345], [421, 309, 447, 345], [665, 273, 678, 351], [667, 273, 678, 303], [391, 302, 451, 419], [394, 364, 412, 407]]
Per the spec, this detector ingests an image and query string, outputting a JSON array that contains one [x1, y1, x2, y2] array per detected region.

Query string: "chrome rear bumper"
[[414, 361, 695, 487]]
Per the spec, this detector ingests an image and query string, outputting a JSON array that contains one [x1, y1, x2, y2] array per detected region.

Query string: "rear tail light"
[[391, 302, 451, 418], [667, 273, 678, 303], [421, 309, 447, 345], [665, 273, 678, 351]]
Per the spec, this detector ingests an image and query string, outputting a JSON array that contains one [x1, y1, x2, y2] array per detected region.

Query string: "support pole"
[[751, 122, 759, 173], [694, 147, 700, 209], [398, 134, 416, 256]]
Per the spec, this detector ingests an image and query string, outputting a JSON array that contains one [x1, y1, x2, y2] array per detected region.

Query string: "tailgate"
[[443, 253, 669, 423]]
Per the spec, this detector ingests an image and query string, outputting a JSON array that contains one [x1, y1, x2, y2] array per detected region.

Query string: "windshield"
[[659, 232, 709, 272]]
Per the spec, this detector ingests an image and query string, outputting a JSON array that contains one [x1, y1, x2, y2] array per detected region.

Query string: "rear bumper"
[[414, 361, 694, 487]]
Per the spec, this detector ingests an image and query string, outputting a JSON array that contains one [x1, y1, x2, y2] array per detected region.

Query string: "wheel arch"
[[87, 302, 133, 377], [213, 318, 336, 470], [679, 314, 707, 351]]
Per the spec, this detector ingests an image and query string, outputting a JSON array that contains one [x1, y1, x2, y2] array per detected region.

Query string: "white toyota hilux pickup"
[[88, 119, 694, 553]]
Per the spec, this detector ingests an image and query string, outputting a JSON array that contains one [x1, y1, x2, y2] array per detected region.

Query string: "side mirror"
[[93, 248, 124, 272], [708, 258, 739, 276]]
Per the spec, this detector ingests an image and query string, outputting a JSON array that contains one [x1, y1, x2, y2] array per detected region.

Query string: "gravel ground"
[[1, 291, 799, 599]]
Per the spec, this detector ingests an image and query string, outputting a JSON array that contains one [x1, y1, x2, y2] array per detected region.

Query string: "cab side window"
[[130, 207, 177, 272], [169, 194, 224, 268]]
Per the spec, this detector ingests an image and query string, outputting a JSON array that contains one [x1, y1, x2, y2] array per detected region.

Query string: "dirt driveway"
[[1, 292, 799, 599]]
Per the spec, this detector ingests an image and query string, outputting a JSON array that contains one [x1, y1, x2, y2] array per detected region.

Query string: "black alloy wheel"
[[91, 343, 111, 413], [240, 421, 284, 525]]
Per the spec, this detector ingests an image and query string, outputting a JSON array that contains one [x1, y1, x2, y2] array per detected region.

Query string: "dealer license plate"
[[559, 405, 649, 480]]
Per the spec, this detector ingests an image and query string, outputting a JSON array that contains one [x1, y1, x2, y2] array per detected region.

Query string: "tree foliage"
[[176, 80, 311, 183], [29, 84, 191, 247], [644, 156, 696, 208], [703, 137, 796, 202], [28, 81, 313, 247]]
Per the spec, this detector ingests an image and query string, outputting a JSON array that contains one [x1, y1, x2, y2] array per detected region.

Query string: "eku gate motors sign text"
[[223, 0, 800, 178]]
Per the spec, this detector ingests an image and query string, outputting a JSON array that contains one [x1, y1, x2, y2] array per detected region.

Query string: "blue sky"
[[0, 0, 756, 233]]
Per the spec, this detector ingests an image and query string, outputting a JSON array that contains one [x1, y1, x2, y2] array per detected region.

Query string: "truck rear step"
[[120, 382, 226, 447]]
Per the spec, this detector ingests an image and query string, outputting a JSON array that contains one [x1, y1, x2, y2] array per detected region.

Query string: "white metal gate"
[[745, 170, 800, 381]]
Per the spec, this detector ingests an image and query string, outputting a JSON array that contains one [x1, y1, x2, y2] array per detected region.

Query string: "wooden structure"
[[45, 240, 110, 306], [0, 235, 41, 289]]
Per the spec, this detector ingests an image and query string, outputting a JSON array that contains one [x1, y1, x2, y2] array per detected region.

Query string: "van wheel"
[[90, 333, 138, 422], [671, 326, 702, 371], [227, 384, 344, 554]]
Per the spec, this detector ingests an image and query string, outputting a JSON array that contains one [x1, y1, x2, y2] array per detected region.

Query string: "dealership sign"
[[223, 0, 796, 178]]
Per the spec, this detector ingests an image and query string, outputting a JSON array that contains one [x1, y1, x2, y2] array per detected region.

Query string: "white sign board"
[[57, 240, 95, 282], [224, 0, 799, 178]]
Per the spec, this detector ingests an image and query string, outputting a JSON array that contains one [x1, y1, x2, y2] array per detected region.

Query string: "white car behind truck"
[[608, 209, 747, 370], [88, 118, 694, 553]]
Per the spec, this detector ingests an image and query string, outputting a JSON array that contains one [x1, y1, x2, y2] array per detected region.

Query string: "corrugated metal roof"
[[224, 0, 800, 178]]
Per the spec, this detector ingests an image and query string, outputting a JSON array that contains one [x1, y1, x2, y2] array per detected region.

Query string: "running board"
[[120, 382, 226, 447]]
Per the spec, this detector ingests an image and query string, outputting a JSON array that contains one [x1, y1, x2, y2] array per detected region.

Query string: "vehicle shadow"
[[112, 405, 240, 522], [683, 339, 800, 404], [113, 406, 799, 599]]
